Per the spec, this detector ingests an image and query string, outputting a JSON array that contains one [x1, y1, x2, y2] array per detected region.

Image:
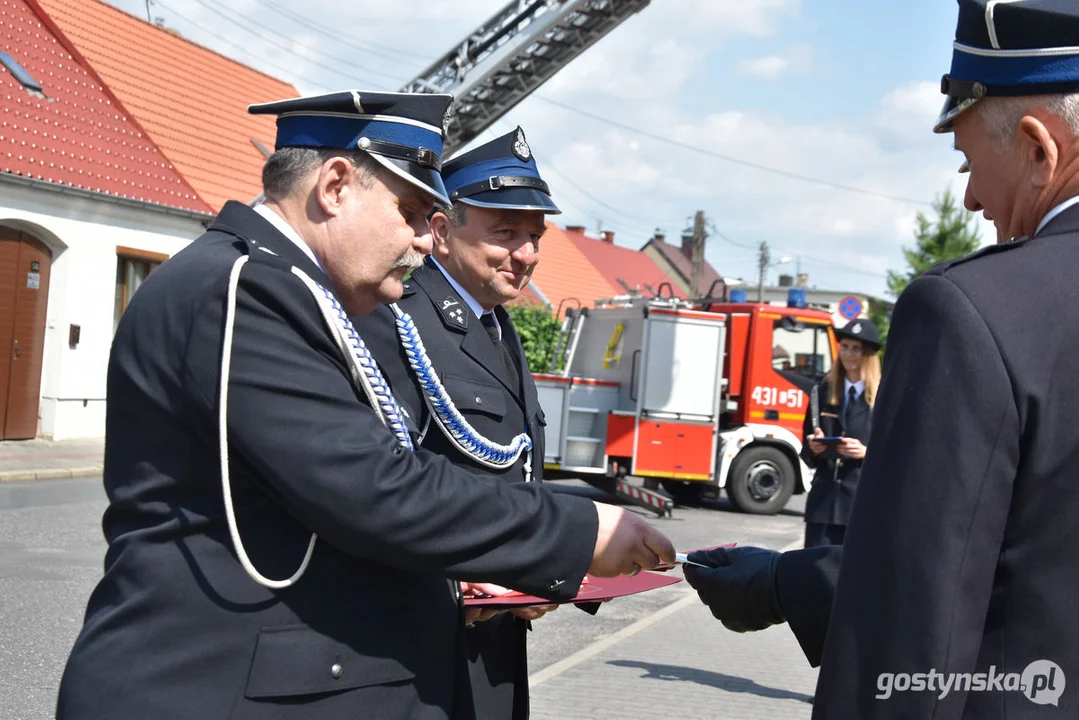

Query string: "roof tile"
[[39, 0, 299, 211], [568, 228, 684, 298], [0, 0, 211, 213]]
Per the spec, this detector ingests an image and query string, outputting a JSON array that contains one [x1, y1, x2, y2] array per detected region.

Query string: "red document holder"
[[463, 571, 681, 609]]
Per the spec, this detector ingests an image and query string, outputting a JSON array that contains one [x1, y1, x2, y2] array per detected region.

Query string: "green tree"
[[874, 188, 982, 351], [505, 301, 563, 373]]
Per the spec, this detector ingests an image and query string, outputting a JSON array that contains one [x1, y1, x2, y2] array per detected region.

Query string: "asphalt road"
[[0, 477, 805, 720]]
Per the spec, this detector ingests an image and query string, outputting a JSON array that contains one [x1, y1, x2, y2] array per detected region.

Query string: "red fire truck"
[[535, 293, 838, 515]]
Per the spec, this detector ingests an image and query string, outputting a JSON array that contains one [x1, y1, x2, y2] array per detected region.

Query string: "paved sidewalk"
[[0, 437, 104, 482], [530, 585, 818, 720]]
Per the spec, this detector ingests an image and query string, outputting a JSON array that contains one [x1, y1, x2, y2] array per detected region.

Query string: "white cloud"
[[737, 44, 813, 80], [738, 55, 789, 79]]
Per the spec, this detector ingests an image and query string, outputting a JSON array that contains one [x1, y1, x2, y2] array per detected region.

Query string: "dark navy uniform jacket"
[[775, 204, 1079, 718], [800, 381, 872, 526], [55, 202, 596, 720], [353, 259, 547, 720]]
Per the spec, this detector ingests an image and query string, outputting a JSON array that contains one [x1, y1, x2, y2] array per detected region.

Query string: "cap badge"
[[512, 127, 531, 161], [442, 104, 455, 135], [852, 323, 863, 334]]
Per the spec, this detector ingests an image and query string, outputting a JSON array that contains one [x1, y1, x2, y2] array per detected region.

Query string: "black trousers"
[[804, 522, 846, 548]]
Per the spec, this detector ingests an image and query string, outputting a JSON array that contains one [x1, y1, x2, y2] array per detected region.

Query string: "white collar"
[[844, 378, 865, 397], [254, 203, 323, 271], [1035, 196, 1079, 237], [430, 257, 486, 320]]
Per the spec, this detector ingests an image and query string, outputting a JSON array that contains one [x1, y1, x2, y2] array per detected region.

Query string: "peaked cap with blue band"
[[937, 0, 1079, 133], [248, 90, 453, 204], [441, 127, 560, 214]]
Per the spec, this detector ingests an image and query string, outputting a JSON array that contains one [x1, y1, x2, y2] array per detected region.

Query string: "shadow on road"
[[606, 659, 813, 703]]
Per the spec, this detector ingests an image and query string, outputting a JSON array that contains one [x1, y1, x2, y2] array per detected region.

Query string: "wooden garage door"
[[0, 228, 51, 440]]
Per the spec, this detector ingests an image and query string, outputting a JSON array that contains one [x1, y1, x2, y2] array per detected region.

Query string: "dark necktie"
[[845, 386, 857, 426], [481, 312, 520, 391]]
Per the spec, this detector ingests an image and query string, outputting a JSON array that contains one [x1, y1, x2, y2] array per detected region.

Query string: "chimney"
[[796, 273, 810, 287], [651, 229, 666, 243], [778, 274, 794, 288], [566, 225, 585, 234], [600, 230, 615, 243], [680, 230, 694, 259]]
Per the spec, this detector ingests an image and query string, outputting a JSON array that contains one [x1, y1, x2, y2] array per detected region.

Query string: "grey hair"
[[977, 93, 1079, 152], [439, 201, 470, 227], [261, 147, 380, 202]]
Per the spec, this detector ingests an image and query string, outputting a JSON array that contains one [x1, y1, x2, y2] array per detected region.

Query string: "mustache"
[[391, 251, 425, 270]]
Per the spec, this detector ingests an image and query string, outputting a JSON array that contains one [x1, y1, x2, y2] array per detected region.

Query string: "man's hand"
[[806, 427, 827, 456], [588, 501, 675, 577], [837, 437, 866, 460], [510, 604, 558, 621], [682, 546, 785, 632], [461, 582, 509, 627]]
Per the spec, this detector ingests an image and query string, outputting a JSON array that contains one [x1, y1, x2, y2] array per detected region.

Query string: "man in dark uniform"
[[684, 1, 1079, 717], [354, 126, 564, 720], [55, 92, 674, 720]]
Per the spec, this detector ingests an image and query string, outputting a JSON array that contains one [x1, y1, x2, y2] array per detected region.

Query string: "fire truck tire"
[[726, 446, 795, 515], [659, 479, 704, 506]]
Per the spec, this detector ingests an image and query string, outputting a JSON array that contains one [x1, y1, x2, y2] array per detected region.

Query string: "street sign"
[[839, 295, 863, 320]]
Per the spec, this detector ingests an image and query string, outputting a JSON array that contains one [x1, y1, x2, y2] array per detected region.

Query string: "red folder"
[[463, 571, 681, 609]]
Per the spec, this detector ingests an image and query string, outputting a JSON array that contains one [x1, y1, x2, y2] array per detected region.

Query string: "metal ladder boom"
[[401, 0, 652, 156]]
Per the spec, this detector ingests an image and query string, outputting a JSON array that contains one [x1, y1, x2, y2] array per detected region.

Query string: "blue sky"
[[107, 0, 986, 298]]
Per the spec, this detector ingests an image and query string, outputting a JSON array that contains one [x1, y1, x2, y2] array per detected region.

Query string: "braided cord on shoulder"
[[390, 304, 531, 472]]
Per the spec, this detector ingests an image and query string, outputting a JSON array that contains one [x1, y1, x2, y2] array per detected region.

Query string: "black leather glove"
[[683, 546, 785, 633]]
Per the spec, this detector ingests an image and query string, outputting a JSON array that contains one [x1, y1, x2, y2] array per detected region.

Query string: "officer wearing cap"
[[353, 126, 564, 720], [685, 1, 1079, 715], [55, 94, 674, 720], [799, 318, 881, 548]]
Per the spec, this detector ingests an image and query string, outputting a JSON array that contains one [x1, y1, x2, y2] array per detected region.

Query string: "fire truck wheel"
[[726, 446, 795, 515], [660, 479, 704, 506]]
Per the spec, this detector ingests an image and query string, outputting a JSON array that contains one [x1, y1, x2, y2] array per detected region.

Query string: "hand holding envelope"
[[588, 501, 676, 577]]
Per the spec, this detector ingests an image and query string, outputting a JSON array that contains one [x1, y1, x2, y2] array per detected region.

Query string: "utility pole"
[[757, 241, 770, 302], [690, 210, 706, 297]]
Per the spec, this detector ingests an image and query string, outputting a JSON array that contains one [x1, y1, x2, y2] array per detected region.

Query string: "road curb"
[[0, 466, 103, 483]]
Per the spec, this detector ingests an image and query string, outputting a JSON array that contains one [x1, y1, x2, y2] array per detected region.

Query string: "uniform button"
[[475, 396, 482, 404], [331, 663, 343, 679]]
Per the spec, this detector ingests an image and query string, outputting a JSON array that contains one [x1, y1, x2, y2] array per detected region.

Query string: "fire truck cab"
[[536, 294, 837, 514]]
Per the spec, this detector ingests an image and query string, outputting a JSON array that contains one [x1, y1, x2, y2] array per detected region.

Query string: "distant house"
[[513, 222, 618, 316], [564, 226, 684, 299], [0, 0, 298, 439], [640, 231, 724, 299]]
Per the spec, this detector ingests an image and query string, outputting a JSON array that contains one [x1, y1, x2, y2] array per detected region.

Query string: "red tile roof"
[[526, 222, 618, 316], [567, 228, 685, 298], [643, 237, 724, 297], [0, 0, 210, 213], [39, 0, 299, 211]]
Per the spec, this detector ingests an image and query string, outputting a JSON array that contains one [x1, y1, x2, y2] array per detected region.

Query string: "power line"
[[155, 1, 337, 90], [255, 0, 434, 64], [483, 125, 676, 239], [533, 95, 933, 207], [179, 0, 406, 87]]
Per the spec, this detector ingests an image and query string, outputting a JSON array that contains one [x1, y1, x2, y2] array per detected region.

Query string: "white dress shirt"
[[429, 257, 501, 339], [844, 378, 865, 407], [253, 203, 323, 271], [1035, 196, 1079, 237]]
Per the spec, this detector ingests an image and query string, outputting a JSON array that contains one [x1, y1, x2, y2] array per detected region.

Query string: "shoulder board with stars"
[[438, 296, 468, 330]]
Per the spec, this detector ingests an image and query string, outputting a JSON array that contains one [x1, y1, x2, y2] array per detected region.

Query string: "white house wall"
[[0, 183, 206, 439]]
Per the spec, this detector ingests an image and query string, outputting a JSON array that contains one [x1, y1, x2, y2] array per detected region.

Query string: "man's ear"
[[1018, 115, 1058, 190], [313, 157, 354, 217], [429, 211, 452, 259]]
